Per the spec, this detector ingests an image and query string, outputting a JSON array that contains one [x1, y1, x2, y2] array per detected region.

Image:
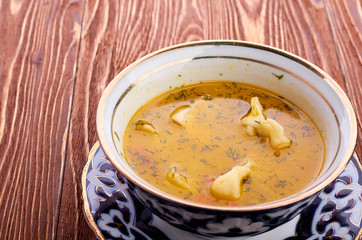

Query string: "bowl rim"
[[96, 40, 357, 212]]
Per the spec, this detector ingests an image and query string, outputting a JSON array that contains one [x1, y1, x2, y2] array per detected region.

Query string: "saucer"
[[81, 142, 362, 239]]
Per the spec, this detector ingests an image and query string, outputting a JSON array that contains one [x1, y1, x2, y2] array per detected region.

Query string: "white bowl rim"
[[96, 40, 357, 212]]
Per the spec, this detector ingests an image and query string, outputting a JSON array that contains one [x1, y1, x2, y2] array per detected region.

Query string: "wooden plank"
[[56, 0, 352, 239], [55, 0, 118, 238], [324, 0, 362, 157], [0, 0, 83, 239]]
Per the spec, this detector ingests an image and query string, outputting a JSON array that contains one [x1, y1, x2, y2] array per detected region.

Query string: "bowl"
[[96, 41, 357, 237]]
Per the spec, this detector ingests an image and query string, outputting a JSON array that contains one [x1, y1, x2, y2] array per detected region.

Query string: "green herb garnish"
[[114, 131, 120, 141], [272, 73, 284, 80], [225, 147, 242, 161], [202, 94, 213, 101]]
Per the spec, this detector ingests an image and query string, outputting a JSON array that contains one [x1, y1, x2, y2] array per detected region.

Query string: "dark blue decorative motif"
[[85, 146, 170, 240], [295, 158, 362, 240]]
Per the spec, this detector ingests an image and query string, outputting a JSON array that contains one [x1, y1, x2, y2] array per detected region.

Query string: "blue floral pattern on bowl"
[[291, 157, 362, 240], [81, 142, 362, 240]]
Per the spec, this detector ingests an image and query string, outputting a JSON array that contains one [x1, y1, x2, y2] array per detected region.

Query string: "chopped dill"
[[272, 73, 284, 80], [225, 147, 242, 161], [284, 103, 293, 111], [114, 131, 120, 141], [202, 94, 213, 101], [175, 90, 190, 101]]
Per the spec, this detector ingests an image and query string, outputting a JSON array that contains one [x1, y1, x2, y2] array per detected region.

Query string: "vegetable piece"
[[170, 105, 192, 126], [166, 166, 190, 190], [241, 97, 291, 150], [135, 120, 157, 134], [210, 161, 253, 201]]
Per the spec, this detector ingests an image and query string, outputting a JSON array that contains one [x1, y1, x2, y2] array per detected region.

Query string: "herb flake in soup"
[[122, 81, 324, 206]]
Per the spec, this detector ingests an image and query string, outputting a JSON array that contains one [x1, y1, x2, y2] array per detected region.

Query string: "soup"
[[122, 81, 324, 206]]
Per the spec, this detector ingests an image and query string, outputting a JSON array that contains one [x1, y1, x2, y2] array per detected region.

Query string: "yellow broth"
[[122, 81, 324, 206]]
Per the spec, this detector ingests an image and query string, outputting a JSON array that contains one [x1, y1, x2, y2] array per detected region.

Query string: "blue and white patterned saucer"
[[81, 142, 362, 240]]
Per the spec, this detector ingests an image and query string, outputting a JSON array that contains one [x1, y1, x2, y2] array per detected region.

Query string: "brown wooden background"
[[0, 0, 360, 239]]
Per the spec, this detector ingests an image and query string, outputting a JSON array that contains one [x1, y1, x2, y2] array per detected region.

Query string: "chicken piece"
[[241, 97, 265, 136], [241, 97, 291, 150], [257, 118, 292, 150], [170, 105, 192, 126], [166, 166, 190, 190], [135, 120, 157, 134], [210, 161, 253, 201]]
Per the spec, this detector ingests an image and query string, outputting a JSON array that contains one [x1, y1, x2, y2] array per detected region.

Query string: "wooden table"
[[0, 0, 360, 239]]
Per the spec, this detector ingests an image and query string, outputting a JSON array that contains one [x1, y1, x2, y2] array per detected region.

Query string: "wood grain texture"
[[324, 0, 362, 156], [55, 0, 360, 239], [0, 0, 83, 239]]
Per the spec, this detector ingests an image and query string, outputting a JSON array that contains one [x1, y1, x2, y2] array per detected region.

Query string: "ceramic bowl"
[[96, 41, 357, 237]]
